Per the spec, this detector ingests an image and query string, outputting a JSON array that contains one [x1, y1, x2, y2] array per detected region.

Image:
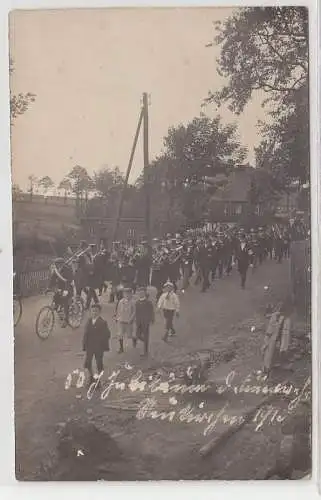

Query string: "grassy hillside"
[[13, 198, 82, 253]]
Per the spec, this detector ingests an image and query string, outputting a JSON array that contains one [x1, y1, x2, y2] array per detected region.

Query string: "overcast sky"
[[10, 7, 266, 191]]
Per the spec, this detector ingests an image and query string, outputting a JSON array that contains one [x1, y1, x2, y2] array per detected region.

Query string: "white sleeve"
[[157, 295, 164, 310], [174, 294, 180, 313]]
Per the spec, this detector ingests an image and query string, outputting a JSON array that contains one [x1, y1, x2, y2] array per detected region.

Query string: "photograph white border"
[[0, 0, 319, 499]]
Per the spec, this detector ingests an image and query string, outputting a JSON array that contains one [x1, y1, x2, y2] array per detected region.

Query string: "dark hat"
[[91, 303, 102, 311]]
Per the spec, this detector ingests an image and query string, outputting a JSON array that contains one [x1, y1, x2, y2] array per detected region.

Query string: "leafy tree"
[[247, 168, 283, 214], [38, 176, 55, 196], [148, 115, 247, 226], [10, 59, 36, 123], [208, 6, 309, 188], [58, 178, 72, 203], [27, 174, 38, 201], [89, 166, 125, 217], [66, 165, 93, 213], [10, 93, 36, 122], [163, 116, 247, 186], [93, 166, 124, 200], [207, 7, 308, 113], [255, 87, 309, 184]]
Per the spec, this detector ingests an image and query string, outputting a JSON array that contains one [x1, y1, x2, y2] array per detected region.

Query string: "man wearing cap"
[[235, 233, 252, 289]]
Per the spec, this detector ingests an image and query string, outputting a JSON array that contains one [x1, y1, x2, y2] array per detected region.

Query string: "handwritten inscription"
[[64, 366, 311, 435], [217, 371, 311, 411], [135, 398, 287, 436], [66, 369, 210, 401]]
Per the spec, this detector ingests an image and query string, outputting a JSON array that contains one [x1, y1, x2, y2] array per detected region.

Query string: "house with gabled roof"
[[207, 165, 264, 223]]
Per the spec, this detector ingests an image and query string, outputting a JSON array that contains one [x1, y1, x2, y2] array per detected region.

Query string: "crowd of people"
[[46, 219, 307, 374]]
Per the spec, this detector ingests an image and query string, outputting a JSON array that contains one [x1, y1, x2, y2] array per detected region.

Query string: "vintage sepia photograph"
[[10, 7, 311, 481]]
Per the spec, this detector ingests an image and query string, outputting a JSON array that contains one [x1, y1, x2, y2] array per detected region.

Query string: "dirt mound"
[[36, 419, 125, 481]]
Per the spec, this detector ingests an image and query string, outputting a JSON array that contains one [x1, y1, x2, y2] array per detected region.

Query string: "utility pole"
[[112, 108, 144, 245], [143, 92, 151, 246], [110, 94, 151, 247]]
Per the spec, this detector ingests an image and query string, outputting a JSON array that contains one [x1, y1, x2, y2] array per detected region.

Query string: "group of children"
[[82, 281, 180, 385]]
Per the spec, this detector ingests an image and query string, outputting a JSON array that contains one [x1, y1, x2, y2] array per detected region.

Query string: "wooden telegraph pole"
[[143, 92, 151, 246], [112, 108, 144, 244], [111, 93, 151, 246]]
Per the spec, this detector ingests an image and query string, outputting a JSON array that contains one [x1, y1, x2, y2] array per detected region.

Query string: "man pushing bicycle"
[[47, 258, 74, 328]]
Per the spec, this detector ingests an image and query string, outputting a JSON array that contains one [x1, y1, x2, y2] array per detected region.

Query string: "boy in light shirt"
[[114, 287, 135, 353], [157, 281, 180, 342]]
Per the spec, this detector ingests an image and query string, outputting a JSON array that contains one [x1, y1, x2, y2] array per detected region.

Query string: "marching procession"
[[13, 218, 307, 382], [11, 6, 312, 482], [48, 219, 306, 306]]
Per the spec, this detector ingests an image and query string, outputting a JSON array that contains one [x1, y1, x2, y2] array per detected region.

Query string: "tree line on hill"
[[11, 7, 309, 232]]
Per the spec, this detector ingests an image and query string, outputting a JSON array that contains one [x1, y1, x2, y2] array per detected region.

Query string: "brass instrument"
[[168, 245, 183, 265], [51, 245, 92, 277], [64, 245, 92, 266]]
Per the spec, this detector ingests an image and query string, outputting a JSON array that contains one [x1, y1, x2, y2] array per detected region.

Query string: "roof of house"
[[211, 166, 254, 203]]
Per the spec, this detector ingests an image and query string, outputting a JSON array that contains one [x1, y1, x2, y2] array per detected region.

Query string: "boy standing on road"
[[135, 286, 155, 357], [82, 303, 111, 387], [115, 287, 136, 353], [157, 281, 180, 342]]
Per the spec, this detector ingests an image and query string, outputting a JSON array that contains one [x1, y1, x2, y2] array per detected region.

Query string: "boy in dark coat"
[[134, 286, 155, 357], [82, 303, 111, 386]]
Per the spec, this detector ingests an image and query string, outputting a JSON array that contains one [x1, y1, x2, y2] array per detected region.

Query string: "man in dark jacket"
[[235, 234, 252, 289], [83, 303, 111, 386], [135, 246, 152, 287], [134, 286, 155, 357], [199, 240, 212, 292]]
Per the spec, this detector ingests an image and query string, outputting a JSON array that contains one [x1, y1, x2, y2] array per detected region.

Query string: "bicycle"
[[13, 294, 22, 327], [35, 290, 84, 340], [13, 272, 22, 327]]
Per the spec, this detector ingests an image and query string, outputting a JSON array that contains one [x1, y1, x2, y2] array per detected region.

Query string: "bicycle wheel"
[[67, 297, 83, 329], [76, 295, 85, 315], [13, 296, 22, 327], [36, 306, 55, 340]]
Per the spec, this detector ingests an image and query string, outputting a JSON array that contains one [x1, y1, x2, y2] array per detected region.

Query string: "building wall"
[[208, 200, 250, 222], [81, 218, 146, 244]]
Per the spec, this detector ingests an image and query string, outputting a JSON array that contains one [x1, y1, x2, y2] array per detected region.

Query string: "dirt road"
[[14, 258, 311, 480]]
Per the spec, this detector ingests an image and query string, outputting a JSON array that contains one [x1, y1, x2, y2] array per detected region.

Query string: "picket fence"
[[19, 268, 51, 297]]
